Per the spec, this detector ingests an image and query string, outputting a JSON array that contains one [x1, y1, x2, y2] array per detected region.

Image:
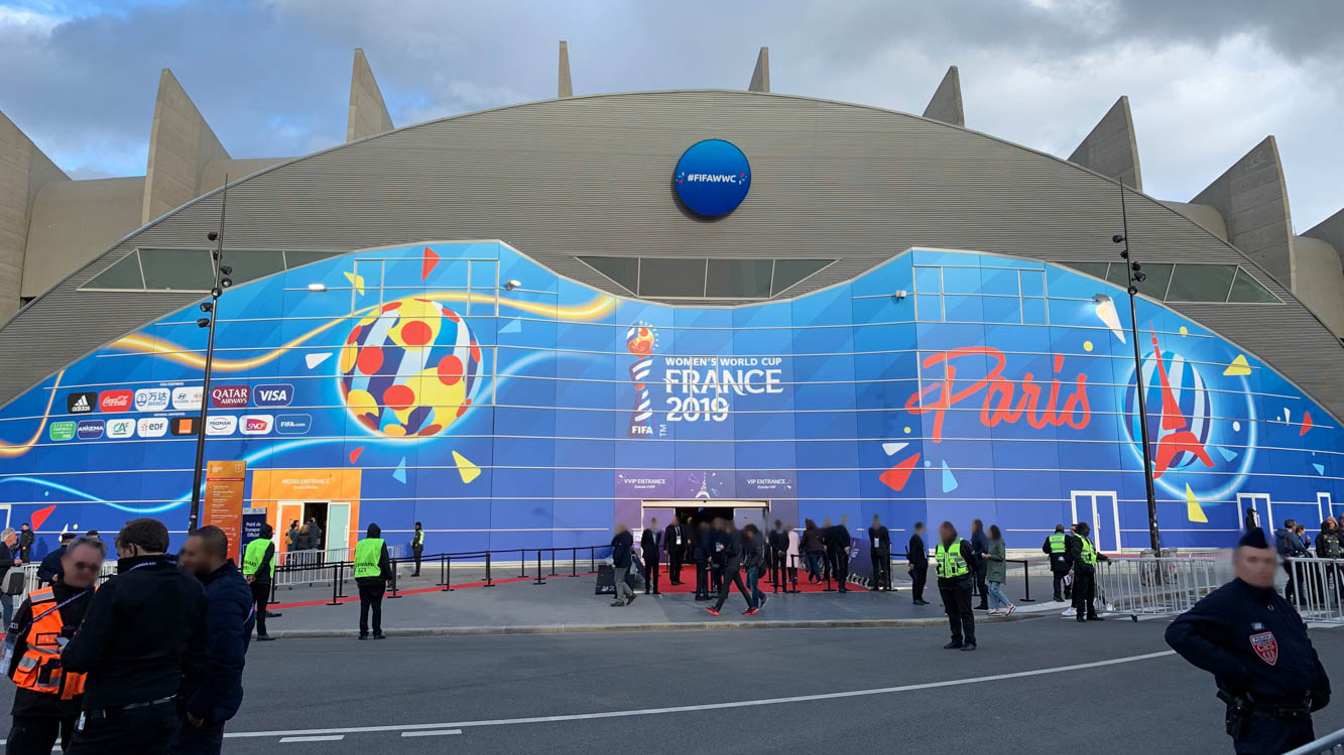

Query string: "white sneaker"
[[1006, 604, 1016, 616]]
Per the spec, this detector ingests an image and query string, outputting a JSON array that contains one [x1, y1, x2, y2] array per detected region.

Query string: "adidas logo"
[[72, 396, 89, 411]]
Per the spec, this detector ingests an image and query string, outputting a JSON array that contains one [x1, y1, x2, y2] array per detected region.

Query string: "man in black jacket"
[[609, 524, 635, 607], [767, 520, 790, 590], [908, 521, 929, 605], [827, 517, 852, 593], [664, 517, 687, 586], [640, 519, 661, 595], [36, 532, 74, 587], [175, 526, 255, 755], [61, 518, 208, 754], [868, 515, 892, 592], [5, 536, 101, 754], [691, 521, 712, 600], [17, 522, 34, 561], [706, 520, 757, 617]]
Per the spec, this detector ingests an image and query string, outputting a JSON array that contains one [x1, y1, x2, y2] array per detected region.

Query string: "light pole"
[[187, 178, 234, 533], [1111, 179, 1162, 553]]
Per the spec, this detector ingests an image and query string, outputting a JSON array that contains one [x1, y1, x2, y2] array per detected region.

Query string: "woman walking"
[[985, 524, 1015, 616]]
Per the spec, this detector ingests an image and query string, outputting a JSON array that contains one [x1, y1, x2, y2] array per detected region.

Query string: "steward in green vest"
[[935, 521, 977, 651], [241, 522, 278, 640], [1068, 521, 1109, 623], [1042, 524, 1073, 601], [354, 523, 390, 640]]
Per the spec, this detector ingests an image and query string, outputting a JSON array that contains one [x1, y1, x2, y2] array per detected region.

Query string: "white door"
[[1237, 493, 1273, 539], [1070, 491, 1121, 552], [1318, 493, 1336, 523], [0, 504, 11, 530], [326, 501, 350, 558], [277, 501, 306, 554]]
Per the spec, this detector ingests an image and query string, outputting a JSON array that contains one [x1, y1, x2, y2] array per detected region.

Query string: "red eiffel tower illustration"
[[1149, 333, 1214, 479]]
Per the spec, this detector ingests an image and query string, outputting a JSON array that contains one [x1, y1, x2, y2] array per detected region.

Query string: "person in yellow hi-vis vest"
[[935, 521, 979, 651], [241, 523, 277, 641], [353, 524, 391, 640]]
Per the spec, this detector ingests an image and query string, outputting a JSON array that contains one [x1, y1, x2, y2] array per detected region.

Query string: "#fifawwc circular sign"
[[673, 139, 751, 218]]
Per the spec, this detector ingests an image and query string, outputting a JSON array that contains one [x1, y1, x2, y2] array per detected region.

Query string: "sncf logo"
[[240, 414, 273, 435]]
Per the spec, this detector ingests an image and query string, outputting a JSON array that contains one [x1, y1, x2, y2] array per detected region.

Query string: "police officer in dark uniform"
[[1166, 528, 1331, 753], [1068, 521, 1108, 621]]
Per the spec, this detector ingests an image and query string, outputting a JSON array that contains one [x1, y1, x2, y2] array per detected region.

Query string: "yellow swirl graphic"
[[108, 292, 617, 372], [0, 371, 63, 458]]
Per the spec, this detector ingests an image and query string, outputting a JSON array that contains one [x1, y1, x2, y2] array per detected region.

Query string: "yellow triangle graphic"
[[1223, 354, 1251, 377], [452, 450, 481, 484], [1185, 484, 1208, 523], [343, 271, 366, 296]]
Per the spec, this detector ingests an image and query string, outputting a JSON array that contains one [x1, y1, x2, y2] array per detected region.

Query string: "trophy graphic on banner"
[[626, 324, 656, 437]]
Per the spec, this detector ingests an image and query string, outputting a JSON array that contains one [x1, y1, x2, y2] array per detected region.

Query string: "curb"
[[265, 614, 1035, 639]]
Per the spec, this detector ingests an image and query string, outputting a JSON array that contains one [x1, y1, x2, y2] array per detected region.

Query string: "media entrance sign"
[[673, 139, 751, 218]]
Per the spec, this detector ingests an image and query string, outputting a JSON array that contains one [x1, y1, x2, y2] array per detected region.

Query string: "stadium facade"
[[1, 44, 1343, 554]]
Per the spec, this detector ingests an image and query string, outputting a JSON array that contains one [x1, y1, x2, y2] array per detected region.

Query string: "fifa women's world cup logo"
[[626, 324, 657, 437]]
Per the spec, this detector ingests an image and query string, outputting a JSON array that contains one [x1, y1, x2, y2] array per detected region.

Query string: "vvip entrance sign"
[[673, 139, 751, 218]]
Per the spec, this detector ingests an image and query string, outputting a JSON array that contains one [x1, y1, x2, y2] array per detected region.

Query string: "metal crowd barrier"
[[1286, 726, 1344, 755], [272, 545, 405, 590], [1285, 557, 1344, 625], [13, 561, 118, 598], [1096, 555, 1228, 618]]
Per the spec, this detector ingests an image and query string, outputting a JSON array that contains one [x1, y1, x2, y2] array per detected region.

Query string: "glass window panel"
[[1137, 263, 1173, 300], [1022, 298, 1047, 325], [981, 295, 1021, 324], [1166, 264, 1236, 302], [637, 258, 706, 298], [979, 267, 1020, 296], [226, 250, 285, 285], [1066, 262, 1110, 280], [577, 256, 638, 293], [139, 249, 213, 291], [943, 294, 983, 322], [914, 267, 942, 294], [915, 294, 942, 322], [941, 266, 981, 294], [1019, 270, 1045, 297], [770, 259, 832, 295], [284, 251, 340, 269], [706, 259, 772, 298], [1228, 267, 1279, 303], [83, 252, 144, 289]]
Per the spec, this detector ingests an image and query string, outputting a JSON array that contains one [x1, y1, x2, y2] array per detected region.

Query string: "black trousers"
[[910, 560, 928, 601], [1232, 714, 1315, 754], [7, 714, 78, 754], [645, 559, 660, 594], [1052, 570, 1069, 601], [170, 718, 226, 755], [668, 547, 683, 584], [870, 551, 891, 590], [251, 580, 270, 637], [769, 550, 788, 587], [412, 545, 423, 576], [357, 578, 385, 636], [939, 580, 976, 645], [713, 565, 756, 611], [710, 563, 723, 593], [694, 560, 709, 598], [1284, 562, 1298, 603], [1072, 568, 1097, 619], [829, 549, 849, 590], [66, 704, 178, 755], [974, 563, 989, 608]]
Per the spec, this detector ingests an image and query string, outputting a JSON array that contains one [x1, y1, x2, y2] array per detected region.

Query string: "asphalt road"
[[3, 617, 1342, 753]]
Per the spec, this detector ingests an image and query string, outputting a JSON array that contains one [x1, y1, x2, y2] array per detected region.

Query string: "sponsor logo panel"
[[135, 388, 171, 412], [66, 392, 96, 414], [253, 384, 294, 407], [210, 385, 250, 408], [98, 390, 133, 412], [137, 417, 169, 438], [205, 415, 238, 436], [172, 386, 202, 411], [240, 414, 274, 435], [49, 421, 76, 441], [170, 417, 198, 436], [76, 420, 105, 440], [275, 414, 311, 435], [106, 418, 136, 439]]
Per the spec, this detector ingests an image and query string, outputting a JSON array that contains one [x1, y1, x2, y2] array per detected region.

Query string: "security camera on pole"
[[188, 177, 233, 533], [1112, 179, 1162, 554]]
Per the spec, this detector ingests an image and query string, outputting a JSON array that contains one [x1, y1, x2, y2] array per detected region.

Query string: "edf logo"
[[673, 139, 751, 218]]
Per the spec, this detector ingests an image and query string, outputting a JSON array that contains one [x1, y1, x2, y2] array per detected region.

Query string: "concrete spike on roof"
[[0, 111, 68, 323], [748, 47, 770, 93], [141, 68, 229, 225], [1191, 135, 1294, 288], [1068, 96, 1142, 191], [1305, 208, 1344, 266], [922, 66, 964, 127], [347, 48, 394, 143], [558, 40, 573, 98]]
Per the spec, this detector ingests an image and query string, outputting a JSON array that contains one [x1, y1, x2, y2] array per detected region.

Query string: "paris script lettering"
[[904, 346, 1091, 443]]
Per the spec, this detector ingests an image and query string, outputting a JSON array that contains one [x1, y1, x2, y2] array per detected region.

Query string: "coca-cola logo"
[[99, 390, 133, 412]]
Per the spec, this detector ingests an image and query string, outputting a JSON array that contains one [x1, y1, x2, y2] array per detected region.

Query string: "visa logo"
[[253, 383, 294, 407]]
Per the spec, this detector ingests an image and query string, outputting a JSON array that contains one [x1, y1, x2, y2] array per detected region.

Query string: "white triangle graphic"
[[882, 441, 908, 457], [305, 352, 332, 370]]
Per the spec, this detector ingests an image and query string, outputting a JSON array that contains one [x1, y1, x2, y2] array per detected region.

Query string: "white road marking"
[[226, 650, 1175, 740], [401, 729, 463, 737], [279, 735, 345, 743]]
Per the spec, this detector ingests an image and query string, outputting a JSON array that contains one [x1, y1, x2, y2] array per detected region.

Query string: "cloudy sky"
[[2, 0, 1340, 229]]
